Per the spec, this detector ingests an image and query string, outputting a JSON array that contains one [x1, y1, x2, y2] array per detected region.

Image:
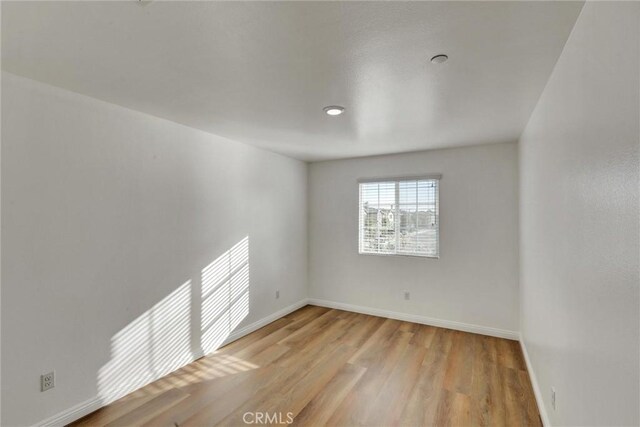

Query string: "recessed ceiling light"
[[430, 54, 448, 64], [323, 106, 345, 116]]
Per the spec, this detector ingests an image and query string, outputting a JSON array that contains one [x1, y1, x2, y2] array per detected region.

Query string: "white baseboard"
[[221, 298, 309, 346], [519, 335, 550, 427], [35, 298, 309, 427], [307, 298, 519, 340], [35, 396, 104, 427]]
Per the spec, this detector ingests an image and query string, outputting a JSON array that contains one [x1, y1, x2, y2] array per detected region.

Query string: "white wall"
[[519, 3, 639, 426], [1, 72, 308, 426], [308, 143, 519, 335]]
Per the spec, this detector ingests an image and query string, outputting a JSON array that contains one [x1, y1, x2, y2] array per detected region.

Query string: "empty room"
[[1, 1, 638, 426]]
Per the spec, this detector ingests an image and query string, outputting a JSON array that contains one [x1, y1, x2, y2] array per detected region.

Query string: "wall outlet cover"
[[41, 371, 55, 392]]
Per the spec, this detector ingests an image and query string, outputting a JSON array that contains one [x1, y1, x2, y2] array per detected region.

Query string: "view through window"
[[359, 177, 439, 258]]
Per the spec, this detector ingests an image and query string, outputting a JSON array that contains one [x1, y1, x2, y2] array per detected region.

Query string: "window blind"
[[359, 177, 439, 258]]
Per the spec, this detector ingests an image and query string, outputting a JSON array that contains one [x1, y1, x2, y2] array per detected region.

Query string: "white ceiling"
[[2, 1, 583, 161]]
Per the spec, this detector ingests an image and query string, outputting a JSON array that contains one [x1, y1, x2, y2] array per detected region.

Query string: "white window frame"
[[358, 174, 441, 259]]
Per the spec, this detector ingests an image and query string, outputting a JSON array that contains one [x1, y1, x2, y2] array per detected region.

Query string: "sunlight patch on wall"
[[201, 236, 250, 354], [96, 237, 251, 403], [97, 280, 192, 403]]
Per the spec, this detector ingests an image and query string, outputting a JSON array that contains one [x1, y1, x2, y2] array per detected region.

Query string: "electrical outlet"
[[41, 371, 55, 392], [404, 291, 410, 300], [551, 387, 556, 410], [275, 290, 280, 299]]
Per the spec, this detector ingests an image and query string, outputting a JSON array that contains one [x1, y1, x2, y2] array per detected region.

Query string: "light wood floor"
[[72, 305, 540, 426]]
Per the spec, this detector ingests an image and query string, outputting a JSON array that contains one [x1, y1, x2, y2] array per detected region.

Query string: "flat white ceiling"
[[2, 1, 583, 161]]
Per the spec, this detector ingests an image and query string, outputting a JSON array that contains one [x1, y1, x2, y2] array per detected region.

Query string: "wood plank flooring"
[[72, 305, 540, 426]]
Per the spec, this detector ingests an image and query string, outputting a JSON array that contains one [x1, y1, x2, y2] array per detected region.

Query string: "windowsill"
[[358, 251, 439, 259]]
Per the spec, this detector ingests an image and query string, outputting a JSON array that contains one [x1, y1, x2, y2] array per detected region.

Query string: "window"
[[358, 176, 440, 258]]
